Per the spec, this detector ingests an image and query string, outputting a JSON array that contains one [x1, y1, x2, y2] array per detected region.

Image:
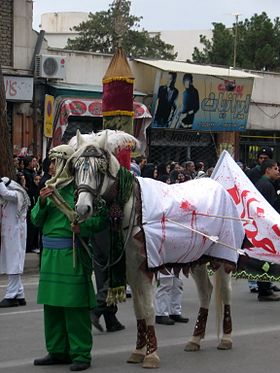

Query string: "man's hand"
[[39, 186, 53, 207], [71, 223, 80, 234]]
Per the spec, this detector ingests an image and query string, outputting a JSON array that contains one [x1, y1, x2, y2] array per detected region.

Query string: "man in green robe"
[[31, 145, 108, 371]]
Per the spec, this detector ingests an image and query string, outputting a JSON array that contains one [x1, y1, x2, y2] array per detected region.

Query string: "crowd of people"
[[0, 144, 280, 370], [13, 154, 55, 254], [131, 155, 214, 183]]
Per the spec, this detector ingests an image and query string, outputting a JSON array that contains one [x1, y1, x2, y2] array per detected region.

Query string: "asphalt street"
[[0, 269, 280, 373]]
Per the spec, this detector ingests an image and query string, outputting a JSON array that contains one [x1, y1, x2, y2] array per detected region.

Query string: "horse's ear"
[[76, 130, 83, 148], [104, 130, 109, 150]]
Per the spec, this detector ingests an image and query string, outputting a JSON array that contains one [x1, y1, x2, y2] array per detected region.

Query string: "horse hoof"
[[142, 353, 160, 369], [217, 340, 232, 350], [184, 341, 200, 352], [127, 352, 145, 364]]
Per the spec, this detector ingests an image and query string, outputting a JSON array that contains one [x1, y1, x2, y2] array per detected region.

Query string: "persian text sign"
[[212, 151, 280, 263], [151, 72, 253, 131], [193, 76, 253, 131]]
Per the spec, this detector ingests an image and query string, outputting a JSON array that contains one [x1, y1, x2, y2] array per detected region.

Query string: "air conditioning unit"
[[35, 54, 66, 79]]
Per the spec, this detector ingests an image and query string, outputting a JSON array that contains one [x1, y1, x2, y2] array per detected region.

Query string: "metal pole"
[[233, 13, 239, 68]]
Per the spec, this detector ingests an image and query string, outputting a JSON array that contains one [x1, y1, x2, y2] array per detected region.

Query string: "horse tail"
[[214, 267, 223, 339]]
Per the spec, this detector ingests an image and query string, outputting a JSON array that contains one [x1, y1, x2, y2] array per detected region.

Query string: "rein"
[[73, 146, 134, 303]]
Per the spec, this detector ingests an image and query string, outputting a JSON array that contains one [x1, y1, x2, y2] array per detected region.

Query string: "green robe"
[[31, 183, 107, 308]]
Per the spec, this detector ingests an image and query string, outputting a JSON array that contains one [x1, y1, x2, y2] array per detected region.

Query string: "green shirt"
[[31, 183, 108, 308]]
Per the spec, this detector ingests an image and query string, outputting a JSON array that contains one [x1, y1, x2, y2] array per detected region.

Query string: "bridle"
[[73, 145, 117, 212], [72, 144, 136, 271]]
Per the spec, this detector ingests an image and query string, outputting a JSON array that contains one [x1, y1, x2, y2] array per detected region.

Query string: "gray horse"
[[70, 131, 244, 368]]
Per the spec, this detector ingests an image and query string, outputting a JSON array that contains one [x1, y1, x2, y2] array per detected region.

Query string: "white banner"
[[212, 150, 280, 263]]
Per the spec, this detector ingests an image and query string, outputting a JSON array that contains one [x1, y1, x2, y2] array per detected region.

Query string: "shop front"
[[45, 96, 152, 155], [4, 74, 34, 156]]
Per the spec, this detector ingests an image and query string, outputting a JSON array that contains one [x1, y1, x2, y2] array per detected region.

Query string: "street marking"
[[0, 281, 38, 288], [0, 308, 42, 316], [0, 324, 280, 368]]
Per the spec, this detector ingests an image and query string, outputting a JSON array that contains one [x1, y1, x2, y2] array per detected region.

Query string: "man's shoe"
[[70, 361, 90, 371], [258, 293, 280, 301], [17, 298, 27, 306], [250, 288, 259, 293], [271, 285, 280, 292], [169, 314, 189, 323], [90, 313, 104, 332], [31, 248, 40, 254], [155, 316, 175, 325], [106, 321, 125, 332], [34, 354, 71, 366], [0, 298, 19, 307]]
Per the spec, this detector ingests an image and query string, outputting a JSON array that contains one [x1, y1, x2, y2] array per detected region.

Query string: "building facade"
[[1, 0, 48, 157]]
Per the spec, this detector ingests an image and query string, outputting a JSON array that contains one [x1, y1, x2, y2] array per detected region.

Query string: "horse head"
[[72, 143, 120, 222], [70, 129, 139, 221]]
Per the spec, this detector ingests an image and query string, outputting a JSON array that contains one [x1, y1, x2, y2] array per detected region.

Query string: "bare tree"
[[0, 64, 15, 179]]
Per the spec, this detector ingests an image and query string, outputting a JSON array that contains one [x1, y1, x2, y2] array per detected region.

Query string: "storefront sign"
[[150, 128, 212, 146], [44, 95, 54, 138], [4, 75, 33, 101], [151, 72, 254, 132]]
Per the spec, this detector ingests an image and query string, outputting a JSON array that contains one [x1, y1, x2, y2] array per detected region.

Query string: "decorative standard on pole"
[[102, 47, 135, 169], [102, 0, 136, 171], [102, 0, 136, 169]]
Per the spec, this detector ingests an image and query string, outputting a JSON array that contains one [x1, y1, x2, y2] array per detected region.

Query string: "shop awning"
[[134, 59, 258, 79], [48, 82, 147, 98]]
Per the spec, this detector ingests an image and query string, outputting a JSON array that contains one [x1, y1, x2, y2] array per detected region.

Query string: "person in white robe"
[[0, 177, 30, 307]]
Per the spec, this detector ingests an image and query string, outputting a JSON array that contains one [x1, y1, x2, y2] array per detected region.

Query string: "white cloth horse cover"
[[138, 177, 244, 269]]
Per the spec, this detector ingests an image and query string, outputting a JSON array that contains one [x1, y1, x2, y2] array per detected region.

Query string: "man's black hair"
[[168, 72, 177, 81], [257, 146, 273, 159], [23, 156, 33, 168], [260, 159, 277, 175], [183, 73, 193, 84]]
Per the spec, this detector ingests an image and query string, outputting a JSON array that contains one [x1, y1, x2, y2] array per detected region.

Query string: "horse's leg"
[[126, 270, 148, 364], [185, 264, 213, 352], [216, 269, 232, 350], [137, 270, 160, 368], [126, 265, 160, 368]]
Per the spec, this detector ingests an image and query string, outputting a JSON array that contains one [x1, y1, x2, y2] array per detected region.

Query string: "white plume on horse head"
[[69, 129, 140, 155], [68, 130, 97, 150], [94, 129, 140, 155]]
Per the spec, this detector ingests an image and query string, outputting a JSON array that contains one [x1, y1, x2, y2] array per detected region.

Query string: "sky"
[[32, 0, 280, 32]]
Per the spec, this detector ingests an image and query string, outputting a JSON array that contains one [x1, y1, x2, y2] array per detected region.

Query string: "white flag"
[[212, 150, 280, 264]]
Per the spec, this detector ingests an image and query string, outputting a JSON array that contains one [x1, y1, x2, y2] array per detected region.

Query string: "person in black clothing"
[[154, 72, 179, 128], [247, 146, 273, 184], [90, 229, 125, 332], [23, 156, 38, 253], [255, 159, 280, 301], [39, 157, 56, 190]]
